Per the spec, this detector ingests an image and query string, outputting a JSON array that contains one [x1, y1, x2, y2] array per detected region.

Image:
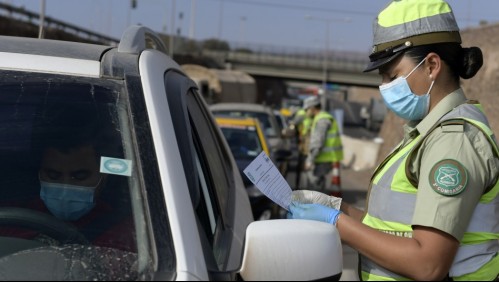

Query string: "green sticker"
[[429, 159, 468, 196]]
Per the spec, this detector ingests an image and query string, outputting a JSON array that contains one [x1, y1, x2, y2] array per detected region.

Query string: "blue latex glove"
[[287, 201, 342, 225]]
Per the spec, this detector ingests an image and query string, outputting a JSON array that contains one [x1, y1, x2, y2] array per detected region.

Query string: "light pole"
[[305, 15, 351, 110], [189, 0, 196, 39], [169, 0, 176, 58], [239, 16, 247, 44], [38, 0, 46, 39]]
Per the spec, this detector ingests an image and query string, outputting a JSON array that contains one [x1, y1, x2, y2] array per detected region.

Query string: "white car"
[[0, 26, 343, 281]]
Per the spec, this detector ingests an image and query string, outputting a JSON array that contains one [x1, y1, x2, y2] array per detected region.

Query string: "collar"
[[404, 88, 467, 139]]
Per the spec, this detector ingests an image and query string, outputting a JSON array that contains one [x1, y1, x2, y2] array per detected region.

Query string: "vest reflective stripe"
[[311, 111, 343, 163], [360, 255, 407, 281], [452, 241, 499, 277], [361, 103, 499, 280]]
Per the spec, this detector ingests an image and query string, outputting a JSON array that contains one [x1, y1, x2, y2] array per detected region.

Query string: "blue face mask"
[[379, 58, 435, 121], [40, 181, 96, 221]]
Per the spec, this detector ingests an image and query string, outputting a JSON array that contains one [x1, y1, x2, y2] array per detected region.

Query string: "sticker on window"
[[100, 157, 133, 176]]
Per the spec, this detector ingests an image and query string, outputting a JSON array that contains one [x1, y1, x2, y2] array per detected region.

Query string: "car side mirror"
[[239, 219, 343, 281]]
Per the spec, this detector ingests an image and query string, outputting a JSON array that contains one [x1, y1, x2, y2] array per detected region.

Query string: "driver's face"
[[39, 145, 101, 187]]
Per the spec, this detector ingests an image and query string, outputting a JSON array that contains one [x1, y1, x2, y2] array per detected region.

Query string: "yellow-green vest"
[[311, 111, 343, 163], [361, 103, 499, 281], [296, 109, 312, 136]]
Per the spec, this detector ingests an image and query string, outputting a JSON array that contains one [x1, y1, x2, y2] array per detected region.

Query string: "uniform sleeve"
[[410, 123, 498, 240], [306, 118, 331, 164]]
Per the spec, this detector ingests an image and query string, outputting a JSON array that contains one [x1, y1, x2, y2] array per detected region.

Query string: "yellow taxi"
[[215, 117, 270, 159], [215, 117, 283, 220]]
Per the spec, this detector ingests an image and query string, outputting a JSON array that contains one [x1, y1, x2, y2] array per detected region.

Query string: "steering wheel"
[[0, 207, 88, 245]]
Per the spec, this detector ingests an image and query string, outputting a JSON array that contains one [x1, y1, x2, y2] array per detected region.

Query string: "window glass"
[[213, 110, 277, 137], [220, 127, 263, 159], [186, 89, 234, 267], [0, 71, 154, 280]]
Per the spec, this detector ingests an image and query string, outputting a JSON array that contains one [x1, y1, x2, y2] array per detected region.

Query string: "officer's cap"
[[303, 96, 321, 110], [364, 0, 462, 72]]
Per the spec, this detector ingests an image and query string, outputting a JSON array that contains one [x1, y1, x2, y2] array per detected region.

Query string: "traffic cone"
[[330, 161, 342, 198]]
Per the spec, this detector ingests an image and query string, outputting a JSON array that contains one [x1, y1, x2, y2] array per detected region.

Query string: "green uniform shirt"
[[402, 89, 499, 240]]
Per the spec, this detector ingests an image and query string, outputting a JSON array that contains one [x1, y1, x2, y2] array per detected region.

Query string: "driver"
[[0, 105, 136, 253]]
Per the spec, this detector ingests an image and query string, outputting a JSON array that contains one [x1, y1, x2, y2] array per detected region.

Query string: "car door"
[[145, 53, 252, 279], [184, 87, 253, 279]]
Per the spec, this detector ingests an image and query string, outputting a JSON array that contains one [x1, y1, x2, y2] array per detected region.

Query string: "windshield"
[[213, 110, 277, 137], [0, 71, 155, 280], [220, 127, 263, 160]]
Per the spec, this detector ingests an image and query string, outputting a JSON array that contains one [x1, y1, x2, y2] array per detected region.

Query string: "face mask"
[[379, 58, 435, 121], [40, 181, 96, 221]]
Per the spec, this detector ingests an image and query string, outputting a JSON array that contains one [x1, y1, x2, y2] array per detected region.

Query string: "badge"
[[429, 159, 468, 196]]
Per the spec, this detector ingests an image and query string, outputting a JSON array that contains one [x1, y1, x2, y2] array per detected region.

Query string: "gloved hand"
[[287, 202, 342, 225], [292, 190, 342, 210]]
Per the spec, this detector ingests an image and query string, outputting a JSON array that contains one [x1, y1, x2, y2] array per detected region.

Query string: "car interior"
[[0, 73, 144, 280]]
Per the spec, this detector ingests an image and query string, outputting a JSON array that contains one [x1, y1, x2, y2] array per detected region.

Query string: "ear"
[[426, 52, 441, 79]]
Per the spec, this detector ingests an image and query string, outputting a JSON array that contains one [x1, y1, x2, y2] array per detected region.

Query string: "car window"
[[220, 127, 263, 159], [0, 71, 155, 280], [186, 89, 235, 270], [213, 110, 277, 137]]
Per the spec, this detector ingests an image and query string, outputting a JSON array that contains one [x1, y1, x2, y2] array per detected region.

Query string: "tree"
[[201, 38, 230, 51]]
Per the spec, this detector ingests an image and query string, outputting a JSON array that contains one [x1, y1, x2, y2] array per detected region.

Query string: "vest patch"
[[429, 159, 468, 196]]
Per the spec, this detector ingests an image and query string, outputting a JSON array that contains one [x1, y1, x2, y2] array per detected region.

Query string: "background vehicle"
[[0, 26, 342, 280], [210, 103, 292, 177], [215, 117, 284, 220]]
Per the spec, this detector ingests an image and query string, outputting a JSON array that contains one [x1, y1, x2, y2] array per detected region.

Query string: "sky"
[[2, 0, 498, 54]]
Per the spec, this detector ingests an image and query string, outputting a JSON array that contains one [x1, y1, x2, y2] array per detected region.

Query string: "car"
[[0, 26, 343, 281], [215, 117, 284, 220], [210, 103, 292, 177]]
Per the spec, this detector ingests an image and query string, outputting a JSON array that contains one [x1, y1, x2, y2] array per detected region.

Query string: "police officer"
[[301, 96, 343, 194], [288, 0, 499, 280], [289, 105, 312, 189]]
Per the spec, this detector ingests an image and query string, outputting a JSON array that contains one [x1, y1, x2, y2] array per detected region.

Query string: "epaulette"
[[439, 119, 465, 133]]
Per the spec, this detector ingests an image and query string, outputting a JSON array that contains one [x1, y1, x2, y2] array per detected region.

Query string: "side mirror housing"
[[239, 219, 343, 281]]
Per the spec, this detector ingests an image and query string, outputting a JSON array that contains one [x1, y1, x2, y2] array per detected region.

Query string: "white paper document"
[[243, 151, 292, 210]]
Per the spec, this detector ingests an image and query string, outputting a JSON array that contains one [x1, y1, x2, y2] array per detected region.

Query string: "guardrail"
[[202, 48, 369, 73]]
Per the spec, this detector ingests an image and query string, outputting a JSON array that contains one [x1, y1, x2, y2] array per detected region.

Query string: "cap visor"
[[363, 51, 403, 73]]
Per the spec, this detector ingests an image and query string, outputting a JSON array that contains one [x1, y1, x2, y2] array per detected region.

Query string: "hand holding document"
[[243, 151, 292, 210]]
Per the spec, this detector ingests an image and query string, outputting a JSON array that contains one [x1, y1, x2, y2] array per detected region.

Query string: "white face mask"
[[379, 58, 435, 121]]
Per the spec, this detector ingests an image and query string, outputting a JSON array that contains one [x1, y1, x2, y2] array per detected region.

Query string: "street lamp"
[[239, 16, 247, 44], [305, 15, 351, 109]]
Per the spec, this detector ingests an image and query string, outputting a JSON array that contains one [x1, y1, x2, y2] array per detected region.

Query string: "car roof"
[[215, 116, 259, 127], [0, 26, 170, 79], [210, 103, 272, 113], [0, 35, 112, 60]]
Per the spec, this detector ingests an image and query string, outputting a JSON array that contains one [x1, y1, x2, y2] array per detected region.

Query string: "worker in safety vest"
[[289, 106, 312, 189], [288, 0, 499, 281], [301, 96, 343, 194]]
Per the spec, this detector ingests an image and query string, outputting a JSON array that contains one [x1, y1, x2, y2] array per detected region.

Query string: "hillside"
[[376, 23, 499, 164]]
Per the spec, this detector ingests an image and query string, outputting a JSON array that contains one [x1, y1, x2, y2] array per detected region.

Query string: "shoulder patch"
[[429, 159, 468, 196]]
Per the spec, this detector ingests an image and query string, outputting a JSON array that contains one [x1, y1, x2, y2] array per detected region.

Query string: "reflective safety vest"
[[311, 111, 343, 163], [361, 103, 499, 281], [295, 109, 312, 136]]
